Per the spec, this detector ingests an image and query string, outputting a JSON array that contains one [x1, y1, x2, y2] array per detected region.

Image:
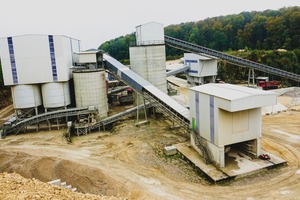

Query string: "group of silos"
[[0, 35, 108, 120], [11, 82, 70, 116], [0, 22, 168, 123]]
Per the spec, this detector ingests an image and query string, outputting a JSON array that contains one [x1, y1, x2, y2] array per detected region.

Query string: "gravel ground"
[[0, 172, 128, 200]]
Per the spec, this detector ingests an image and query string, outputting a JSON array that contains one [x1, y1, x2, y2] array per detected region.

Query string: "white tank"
[[41, 82, 71, 109], [129, 45, 167, 93], [73, 69, 108, 118], [11, 84, 42, 109]]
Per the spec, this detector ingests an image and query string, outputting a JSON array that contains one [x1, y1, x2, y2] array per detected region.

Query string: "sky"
[[0, 0, 299, 50]]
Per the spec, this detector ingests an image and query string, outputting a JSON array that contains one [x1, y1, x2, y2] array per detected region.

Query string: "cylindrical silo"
[[73, 69, 108, 118], [129, 45, 167, 93], [41, 82, 71, 110], [11, 84, 42, 109]]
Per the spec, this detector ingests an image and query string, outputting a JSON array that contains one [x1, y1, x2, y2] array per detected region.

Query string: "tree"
[[99, 33, 135, 61], [289, 12, 300, 49], [265, 16, 287, 49], [188, 26, 207, 46], [98, 6, 300, 60]]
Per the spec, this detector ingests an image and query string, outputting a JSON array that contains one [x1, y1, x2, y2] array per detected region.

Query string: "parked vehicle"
[[259, 154, 270, 160], [257, 80, 280, 90]]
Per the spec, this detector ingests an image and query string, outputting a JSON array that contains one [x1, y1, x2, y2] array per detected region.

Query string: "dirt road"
[[0, 108, 300, 199]]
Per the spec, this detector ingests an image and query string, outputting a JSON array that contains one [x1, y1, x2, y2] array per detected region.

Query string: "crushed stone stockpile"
[[0, 172, 128, 200]]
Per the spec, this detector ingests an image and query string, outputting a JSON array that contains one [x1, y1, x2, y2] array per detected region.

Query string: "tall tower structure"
[[129, 22, 168, 105]]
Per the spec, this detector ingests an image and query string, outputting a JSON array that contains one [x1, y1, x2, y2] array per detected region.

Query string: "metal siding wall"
[[136, 22, 164, 45], [70, 38, 74, 65], [9, 35, 54, 84], [106, 62, 118, 74], [210, 95, 215, 144], [7, 37, 18, 84], [200, 60, 218, 77], [186, 59, 198, 75], [78, 40, 81, 52], [232, 110, 249, 133]]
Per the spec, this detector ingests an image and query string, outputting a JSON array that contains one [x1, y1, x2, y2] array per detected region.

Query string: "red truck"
[[257, 80, 280, 90]]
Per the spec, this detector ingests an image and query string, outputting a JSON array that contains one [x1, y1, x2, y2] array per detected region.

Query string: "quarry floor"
[[1, 66, 300, 199], [1, 99, 300, 199]]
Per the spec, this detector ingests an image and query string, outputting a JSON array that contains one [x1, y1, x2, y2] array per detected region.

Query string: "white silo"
[[41, 82, 71, 111], [73, 69, 108, 118], [130, 22, 167, 105], [129, 45, 167, 93], [11, 84, 42, 117]]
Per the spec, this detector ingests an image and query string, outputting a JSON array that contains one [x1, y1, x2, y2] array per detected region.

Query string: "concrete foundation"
[[175, 142, 286, 183]]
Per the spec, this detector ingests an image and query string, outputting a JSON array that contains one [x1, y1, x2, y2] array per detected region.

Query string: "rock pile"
[[0, 172, 128, 200]]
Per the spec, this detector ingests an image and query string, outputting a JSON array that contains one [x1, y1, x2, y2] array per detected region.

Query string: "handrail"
[[4, 107, 96, 134]]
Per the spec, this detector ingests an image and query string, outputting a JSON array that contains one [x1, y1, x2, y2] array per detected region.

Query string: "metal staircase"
[[165, 35, 300, 82], [141, 91, 189, 131], [191, 131, 212, 164]]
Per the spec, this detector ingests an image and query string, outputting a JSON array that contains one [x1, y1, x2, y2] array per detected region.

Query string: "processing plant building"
[[0, 34, 107, 119], [189, 83, 277, 167]]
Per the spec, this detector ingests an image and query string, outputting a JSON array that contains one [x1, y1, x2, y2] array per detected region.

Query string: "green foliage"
[[99, 7, 300, 61], [99, 33, 136, 61], [217, 49, 300, 84], [98, 7, 300, 86], [164, 6, 300, 53], [166, 55, 182, 61]]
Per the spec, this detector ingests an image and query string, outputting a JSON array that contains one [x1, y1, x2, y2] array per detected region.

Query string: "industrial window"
[[49, 37, 54, 43], [185, 59, 198, 63], [48, 35, 57, 82], [7, 37, 18, 84]]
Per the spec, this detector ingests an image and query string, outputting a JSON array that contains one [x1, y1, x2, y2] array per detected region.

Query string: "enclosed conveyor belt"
[[104, 54, 190, 130], [165, 35, 300, 82], [3, 107, 96, 135], [166, 65, 190, 77], [108, 86, 130, 95], [74, 103, 152, 134]]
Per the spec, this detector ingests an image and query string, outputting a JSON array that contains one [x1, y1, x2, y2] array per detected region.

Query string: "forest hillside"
[[99, 6, 300, 85]]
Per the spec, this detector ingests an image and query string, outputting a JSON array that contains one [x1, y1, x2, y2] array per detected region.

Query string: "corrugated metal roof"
[[135, 21, 164, 28], [184, 53, 218, 60], [0, 34, 80, 42], [190, 83, 276, 101]]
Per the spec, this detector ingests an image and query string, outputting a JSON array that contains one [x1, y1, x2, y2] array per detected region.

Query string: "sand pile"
[[0, 150, 129, 199]]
